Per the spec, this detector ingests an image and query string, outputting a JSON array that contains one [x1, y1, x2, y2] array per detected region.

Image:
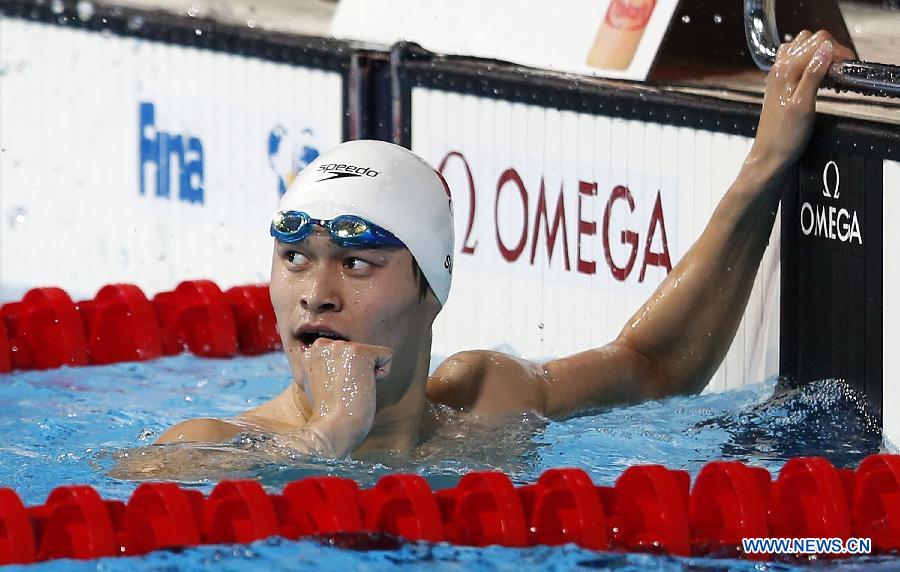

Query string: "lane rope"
[[2, 456, 899, 563]]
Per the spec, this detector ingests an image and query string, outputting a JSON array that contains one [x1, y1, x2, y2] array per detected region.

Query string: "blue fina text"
[[139, 102, 205, 204]]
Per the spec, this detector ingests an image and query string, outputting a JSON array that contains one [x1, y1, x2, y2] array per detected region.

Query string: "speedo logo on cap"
[[316, 163, 380, 181]]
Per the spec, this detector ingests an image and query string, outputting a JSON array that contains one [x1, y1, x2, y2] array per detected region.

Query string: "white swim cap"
[[277, 140, 454, 306]]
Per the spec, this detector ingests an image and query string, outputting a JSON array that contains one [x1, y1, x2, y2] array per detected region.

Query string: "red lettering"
[[438, 151, 477, 255], [577, 181, 597, 275], [530, 179, 570, 270], [639, 191, 672, 281], [495, 168, 529, 262], [603, 185, 639, 281]]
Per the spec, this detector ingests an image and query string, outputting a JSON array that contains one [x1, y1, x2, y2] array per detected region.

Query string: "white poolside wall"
[[414, 88, 781, 393], [0, 17, 343, 302]]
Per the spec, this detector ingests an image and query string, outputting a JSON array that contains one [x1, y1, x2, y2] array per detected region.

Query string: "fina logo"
[[800, 160, 862, 245], [139, 102, 205, 203], [268, 126, 320, 196]]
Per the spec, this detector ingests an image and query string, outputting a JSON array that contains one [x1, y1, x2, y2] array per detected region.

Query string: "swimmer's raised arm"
[[428, 32, 851, 418], [533, 31, 854, 415]]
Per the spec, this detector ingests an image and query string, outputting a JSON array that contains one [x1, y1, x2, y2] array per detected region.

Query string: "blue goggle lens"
[[270, 210, 404, 248], [331, 216, 369, 239], [272, 211, 308, 236]]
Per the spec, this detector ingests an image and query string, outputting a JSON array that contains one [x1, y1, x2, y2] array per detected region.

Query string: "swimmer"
[[154, 32, 855, 459]]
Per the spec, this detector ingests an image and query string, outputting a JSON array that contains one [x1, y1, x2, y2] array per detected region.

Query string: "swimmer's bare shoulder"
[[426, 350, 549, 416], [426, 342, 672, 419], [154, 417, 244, 444], [154, 387, 302, 444]]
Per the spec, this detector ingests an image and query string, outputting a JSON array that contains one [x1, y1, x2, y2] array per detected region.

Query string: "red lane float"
[[0, 288, 88, 370], [282, 476, 364, 536], [33, 485, 128, 561], [519, 468, 608, 550], [125, 483, 204, 554], [689, 461, 771, 559], [153, 280, 238, 358], [437, 471, 529, 547], [0, 280, 285, 372], [0, 319, 10, 373], [0, 487, 35, 564], [78, 284, 163, 365], [225, 285, 281, 355], [361, 474, 443, 542], [771, 457, 853, 540], [0, 302, 33, 370], [1, 455, 899, 565], [853, 454, 900, 552], [204, 480, 282, 544], [609, 465, 691, 556]]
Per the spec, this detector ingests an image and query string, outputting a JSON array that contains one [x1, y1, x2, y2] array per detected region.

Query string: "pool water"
[[0, 351, 895, 571]]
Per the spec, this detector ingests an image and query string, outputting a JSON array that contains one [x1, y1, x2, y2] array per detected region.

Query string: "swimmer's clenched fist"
[[290, 338, 392, 457]]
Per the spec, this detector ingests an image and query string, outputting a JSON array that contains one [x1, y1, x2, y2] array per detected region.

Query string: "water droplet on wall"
[[76, 0, 95, 22], [8, 206, 28, 230], [116, 248, 130, 268], [126, 15, 144, 31]]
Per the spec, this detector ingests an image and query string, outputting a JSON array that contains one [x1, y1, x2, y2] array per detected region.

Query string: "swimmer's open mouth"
[[297, 326, 350, 347]]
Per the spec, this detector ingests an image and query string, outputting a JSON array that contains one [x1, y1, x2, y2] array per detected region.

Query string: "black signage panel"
[[782, 146, 883, 421]]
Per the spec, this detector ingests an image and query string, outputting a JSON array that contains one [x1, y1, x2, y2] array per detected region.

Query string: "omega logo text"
[[799, 160, 862, 245], [439, 151, 672, 283]]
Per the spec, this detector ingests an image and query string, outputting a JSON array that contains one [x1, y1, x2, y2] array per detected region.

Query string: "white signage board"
[[0, 18, 343, 302], [883, 159, 900, 448], [332, 0, 680, 81], [414, 88, 780, 392]]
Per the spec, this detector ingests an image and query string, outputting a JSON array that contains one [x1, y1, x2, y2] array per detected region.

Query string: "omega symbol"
[[822, 160, 840, 199]]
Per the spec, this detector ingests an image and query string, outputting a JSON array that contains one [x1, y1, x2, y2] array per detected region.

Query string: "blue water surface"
[[0, 351, 893, 571]]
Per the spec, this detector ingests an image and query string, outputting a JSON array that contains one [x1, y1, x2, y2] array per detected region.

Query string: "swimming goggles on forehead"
[[270, 210, 406, 248]]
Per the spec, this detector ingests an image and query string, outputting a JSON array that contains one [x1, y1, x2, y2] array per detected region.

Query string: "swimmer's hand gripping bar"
[[744, 0, 900, 98]]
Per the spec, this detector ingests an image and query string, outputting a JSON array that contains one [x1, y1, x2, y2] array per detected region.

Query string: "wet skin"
[[155, 32, 854, 459]]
